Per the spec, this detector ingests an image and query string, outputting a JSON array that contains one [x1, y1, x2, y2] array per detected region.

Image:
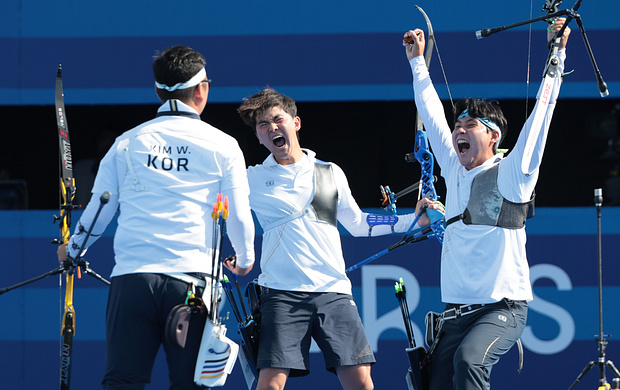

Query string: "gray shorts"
[[257, 289, 375, 377]]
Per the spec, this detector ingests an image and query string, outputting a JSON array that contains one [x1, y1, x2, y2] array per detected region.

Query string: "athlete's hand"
[[404, 28, 425, 61], [223, 255, 254, 276], [547, 17, 571, 50], [415, 197, 445, 227], [57, 243, 68, 264]]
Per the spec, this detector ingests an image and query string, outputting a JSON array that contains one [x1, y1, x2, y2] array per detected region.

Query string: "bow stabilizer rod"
[[475, 0, 608, 97]]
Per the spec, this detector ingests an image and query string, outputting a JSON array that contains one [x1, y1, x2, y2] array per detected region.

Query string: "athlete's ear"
[[294, 116, 301, 132], [194, 81, 209, 102], [190, 83, 209, 114], [492, 129, 501, 142], [154, 86, 165, 104]]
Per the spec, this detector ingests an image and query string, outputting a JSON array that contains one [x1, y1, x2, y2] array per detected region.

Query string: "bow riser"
[[414, 130, 438, 202]]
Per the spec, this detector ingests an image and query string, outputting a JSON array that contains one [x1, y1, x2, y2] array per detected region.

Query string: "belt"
[[163, 272, 210, 288], [441, 303, 486, 321]]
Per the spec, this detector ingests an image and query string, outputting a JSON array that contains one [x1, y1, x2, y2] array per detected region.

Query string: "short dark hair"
[[237, 88, 298, 131], [153, 46, 206, 102], [453, 98, 507, 152]]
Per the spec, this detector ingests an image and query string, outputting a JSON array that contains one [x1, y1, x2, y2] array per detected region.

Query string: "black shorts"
[[103, 273, 207, 389], [256, 288, 375, 377]]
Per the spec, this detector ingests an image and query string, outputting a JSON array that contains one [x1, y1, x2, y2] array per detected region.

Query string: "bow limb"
[[415, 6, 435, 78], [55, 65, 76, 246], [413, 5, 434, 139]]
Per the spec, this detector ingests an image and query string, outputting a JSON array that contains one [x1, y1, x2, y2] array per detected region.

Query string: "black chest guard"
[[446, 164, 535, 229], [310, 162, 338, 227]]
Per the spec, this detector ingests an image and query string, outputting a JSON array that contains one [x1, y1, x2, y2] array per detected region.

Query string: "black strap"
[[446, 214, 462, 227], [156, 100, 201, 120]]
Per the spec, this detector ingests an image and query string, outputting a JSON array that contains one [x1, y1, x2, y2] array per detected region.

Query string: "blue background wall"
[[2, 207, 620, 389], [3, 0, 620, 211], [2, 0, 618, 105]]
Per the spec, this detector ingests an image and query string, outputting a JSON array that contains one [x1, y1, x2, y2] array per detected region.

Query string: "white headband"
[[155, 68, 206, 92]]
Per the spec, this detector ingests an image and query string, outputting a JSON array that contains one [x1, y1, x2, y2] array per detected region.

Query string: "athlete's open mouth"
[[457, 139, 470, 154], [272, 135, 285, 148]]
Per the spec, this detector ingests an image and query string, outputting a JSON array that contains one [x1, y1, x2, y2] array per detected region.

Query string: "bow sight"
[[543, 0, 563, 14]]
